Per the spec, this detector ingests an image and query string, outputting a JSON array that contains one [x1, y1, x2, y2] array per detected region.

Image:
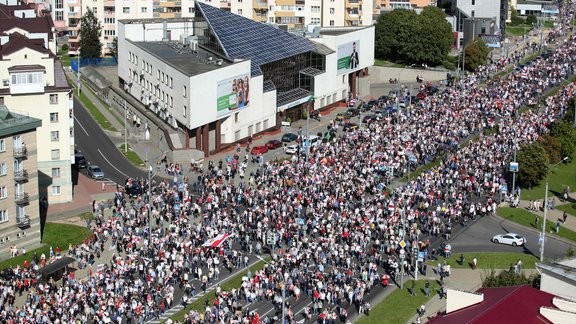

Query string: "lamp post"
[[77, 50, 81, 96], [146, 149, 153, 248], [124, 99, 128, 153], [400, 195, 406, 290], [540, 157, 569, 261]]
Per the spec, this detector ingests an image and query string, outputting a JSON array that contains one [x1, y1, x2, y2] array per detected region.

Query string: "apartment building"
[[0, 8, 74, 205], [377, 0, 436, 12], [0, 105, 42, 257]]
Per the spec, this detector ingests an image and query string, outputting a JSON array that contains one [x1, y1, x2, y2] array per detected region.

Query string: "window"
[[311, 18, 320, 24], [141, 7, 147, 13], [93, 7, 97, 14], [235, 113, 239, 123], [311, 5, 320, 13], [0, 97, 4, 105], [330, 8, 335, 14], [183, 85, 187, 98], [51, 168, 61, 178], [0, 210, 7, 223], [105, 30, 116, 36], [11, 72, 42, 85], [50, 112, 59, 122], [0, 187, 6, 199], [52, 186, 61, 195], [104, 18, 115, 24], [50, 94, 58, 104], [238, 9, 242, 15], [472, 0, 475, 5], [51, 149, 60, 160], [189, 7, 193, 13], [183, 105, 187, 118], [330, 20, 334, 26], [55, 0, 63, 9], [471, 10, 475, 17], [0, 163, 5, 176], [123, 7, 130, 13], [55, 11, 64, 21], [170, 77, 173, 88], [0, 139, 4, 152], [51, 131, 60, 142]]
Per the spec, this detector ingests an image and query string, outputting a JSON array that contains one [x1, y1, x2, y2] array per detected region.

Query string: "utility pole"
[[414, 232, 420, 280], [124, 100, 128, 153], [400, 196, 406, 290], [540, 157, 569, 261], [512, 141, 517, 199], [77, 51, 81, 96], [147, 149, 153, 248]]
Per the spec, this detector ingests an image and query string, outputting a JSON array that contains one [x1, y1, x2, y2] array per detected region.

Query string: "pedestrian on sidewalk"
[[556, 220, 560, 233], [472, 257, 478, 270], [425, 281, 430, 297], [535, 215, 539, 228], [563, 211, 568, 223]]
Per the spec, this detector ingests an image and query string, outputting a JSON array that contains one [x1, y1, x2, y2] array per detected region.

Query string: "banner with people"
[[337, 40, 360, 75], [216, 74, 250, 117]]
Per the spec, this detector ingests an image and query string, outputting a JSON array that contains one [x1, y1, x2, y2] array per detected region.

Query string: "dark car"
[[362, 114, 377, 123], [126, 183, 143, 197], [336, 112, 352, 121], [251, 145, 269, 155], [361, 103, 372, 112], [266, 139, 283, 150], [74, 149, 87, 169], [346, 108, 360, 116], [281, 133, 298, 143]]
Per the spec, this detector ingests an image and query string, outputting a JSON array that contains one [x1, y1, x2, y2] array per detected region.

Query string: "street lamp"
[[124, 99, 128, 153], [77, 49, 81, 96], [540, 156, 569, 261]]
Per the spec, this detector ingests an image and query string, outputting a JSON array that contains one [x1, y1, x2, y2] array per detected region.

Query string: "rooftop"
[[537, 260, 576, 283], [132, 41, 232, 76], [0, 105, 41, 138], [320, 27, 367, 36], [0, 5, 54, 39]]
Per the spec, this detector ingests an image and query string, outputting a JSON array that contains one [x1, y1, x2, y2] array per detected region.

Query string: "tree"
[[464, 40, 489, 71], [526, 14, 538, 26], [537, 134, 561, 164], [517, 142, 549, 187], [79, 7, 102, 58], [111, 37, 118, 58], [549, 121, 576, 159], [374, 6, 454, 65]]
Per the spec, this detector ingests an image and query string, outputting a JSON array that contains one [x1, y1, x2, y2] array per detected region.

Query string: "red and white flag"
[[202, 233, 231, 248]]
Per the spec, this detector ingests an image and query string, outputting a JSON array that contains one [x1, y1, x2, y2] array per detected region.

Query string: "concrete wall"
[[553, 297, 576, 312], [541, 272, 576, 301], [367, 66, 449, 84], [540, 306, 576, 323], [446, 289, 484, 313]]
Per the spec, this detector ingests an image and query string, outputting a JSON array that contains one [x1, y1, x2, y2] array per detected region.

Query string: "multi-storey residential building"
[[0, 105, 42, 257], [0, 9, 74, 205], [377, 0, 436, 12]]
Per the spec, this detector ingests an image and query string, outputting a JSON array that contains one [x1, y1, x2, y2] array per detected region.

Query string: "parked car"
[[284, 144, 300, 155], [87, 165, 104, 180], [251, 145, 269, 155], [346, 108, 360, 116], [74, 149, 87, 169], [336, 112, 352, 121], [281, 133, 298, 143], [362, 114, 377, 123], [492, 233, 526, 246], [266, 139, 283, 150]]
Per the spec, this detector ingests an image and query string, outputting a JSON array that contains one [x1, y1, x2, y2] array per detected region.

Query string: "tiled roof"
[[8, 64, 46, 72], [0, 32, 50, 58], [0, 4, 54, 39]]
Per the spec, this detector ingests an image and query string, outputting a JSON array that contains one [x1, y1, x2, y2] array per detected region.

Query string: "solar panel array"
[[196, 2, 317, 76]]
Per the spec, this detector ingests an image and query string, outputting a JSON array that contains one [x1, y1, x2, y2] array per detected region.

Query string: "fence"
[[70, 57, 118, 73]]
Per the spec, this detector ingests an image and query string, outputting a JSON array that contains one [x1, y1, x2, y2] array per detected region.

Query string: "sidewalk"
[[518, 199, 576, 232]]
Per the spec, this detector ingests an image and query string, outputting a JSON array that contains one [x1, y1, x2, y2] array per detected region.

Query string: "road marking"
[[74, 116, 89, 136], [98, 148, 130, 178]]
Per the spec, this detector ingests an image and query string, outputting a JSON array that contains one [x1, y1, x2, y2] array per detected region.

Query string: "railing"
[[13, 147, 27, 159], [14, 170, 28, 182], [68, 12, 80, 17], [16, 215, 30, 228], [15, 193, 30, 205]]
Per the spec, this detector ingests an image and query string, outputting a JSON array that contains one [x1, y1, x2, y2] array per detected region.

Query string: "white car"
[[492, 233, 526, 246], [284, 144, 299, 155]]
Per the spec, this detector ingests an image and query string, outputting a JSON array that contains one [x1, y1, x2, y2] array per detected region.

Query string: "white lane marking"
[[74, 116, 89, 136], [98, 148, 130, 178]]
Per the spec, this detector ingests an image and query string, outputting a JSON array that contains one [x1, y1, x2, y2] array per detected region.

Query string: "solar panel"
[[196, 2, 317, 76]]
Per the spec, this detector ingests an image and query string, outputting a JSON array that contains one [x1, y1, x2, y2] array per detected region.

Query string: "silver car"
[[87, 165, 104, 180], [492, 233, 526, 246]]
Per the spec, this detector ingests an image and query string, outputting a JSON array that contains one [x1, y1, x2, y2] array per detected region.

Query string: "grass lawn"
[[497, 207, 576, 242], [356, 280, 439, 324], [119, 144, 145, 166], [506, 25, 533, 37], [0, 222, 91, 270], [168, 259, 268, 323], [59, 48, 72, 67], [401, 155, 445, 182], [521, 158, 576, 200], [557, 203, 576, 217], [66, 76, 117, 132], [374, 59, 404, 68], [520, 52, 540, 65], [426, 252, 538, 270]]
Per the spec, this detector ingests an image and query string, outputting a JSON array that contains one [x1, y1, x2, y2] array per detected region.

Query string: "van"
[[305, 135, 320, 147]]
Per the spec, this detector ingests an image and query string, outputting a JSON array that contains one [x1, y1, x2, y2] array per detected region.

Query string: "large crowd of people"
[[1, 3, 576, 323]]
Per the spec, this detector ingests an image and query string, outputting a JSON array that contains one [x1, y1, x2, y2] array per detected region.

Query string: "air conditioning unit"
[[2, 79, 8, 86]]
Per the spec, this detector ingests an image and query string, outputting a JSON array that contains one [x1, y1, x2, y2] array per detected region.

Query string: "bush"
[[61, 44, 69, 51], [510, 16, 525, 26], [442, 59, 457, 71], [482, 269, 540, 288], [526, 14, 538, 26]]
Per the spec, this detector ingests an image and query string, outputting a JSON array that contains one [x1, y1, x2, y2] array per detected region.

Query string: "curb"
[[491, 214, 576, 247]]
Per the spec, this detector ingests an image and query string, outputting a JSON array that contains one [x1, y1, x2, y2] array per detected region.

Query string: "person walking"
[[425, 281, 430, 297]]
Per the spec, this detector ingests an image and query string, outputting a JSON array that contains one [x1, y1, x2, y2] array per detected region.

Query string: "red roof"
[[429, 285, 556, 324]]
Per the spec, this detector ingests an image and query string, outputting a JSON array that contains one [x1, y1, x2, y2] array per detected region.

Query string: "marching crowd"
[[1, 3, 576, 324]]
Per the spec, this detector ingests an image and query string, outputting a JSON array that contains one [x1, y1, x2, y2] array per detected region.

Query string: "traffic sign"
[[501, 185, 508, 193], [418, 252, 425, 262], [399, 240, 406, 249], [400, 248, 406, 259], [409, 155, 417, 163]]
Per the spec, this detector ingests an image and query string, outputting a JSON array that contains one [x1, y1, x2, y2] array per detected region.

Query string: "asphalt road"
[[73, 96, 148, 185], [451, 215, 575, 259]]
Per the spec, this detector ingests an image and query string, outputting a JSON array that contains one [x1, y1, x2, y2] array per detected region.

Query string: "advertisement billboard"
[[217, 74, 250, 117], [337, 40, 360, 75]]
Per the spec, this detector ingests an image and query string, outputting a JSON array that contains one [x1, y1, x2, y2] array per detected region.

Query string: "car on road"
[[336, 112, 352, 121], [346, 108, 360, 116], [281, 133, 298, 143], [284, 144, 300, 155], [492, 233, 526, 246], [87, 165, 104, 180], [266, 139, 283, 150], [126, 183, 143, 197], [362, 114, 378, 123], [250, 145, 269, 155], [74, 149, 87, 169]]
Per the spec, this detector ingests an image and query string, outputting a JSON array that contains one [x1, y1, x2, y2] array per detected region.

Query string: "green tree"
[[79, 7, 102, 58], [482, 269, 538, 288], [549, 121, 576, 159], [564, 97, 575, 124], [464, 40, 489, 71], [374, 6, 454, 65], [538, 134, 562, 164], [517, 141, 549, 187], [111, 37, 118, 58], [526, 14, 538, 26]]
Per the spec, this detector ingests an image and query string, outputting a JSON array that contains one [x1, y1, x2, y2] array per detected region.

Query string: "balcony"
[[14, 170, 29, 182], [253, 0, 267, 9], [220, 1, 231, 9], [68, 12, 80, 17], [13, 147, 27, 159], [15, 193, 30, 205], [16, 215, 30, 228], [254, 12, 268, 21], [346, 0, 360, 7]]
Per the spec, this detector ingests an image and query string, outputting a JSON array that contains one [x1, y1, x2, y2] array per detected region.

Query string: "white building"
[[0, 8, 74, 204], [537, 257, 576, 301], [118, 2, 373, 156]]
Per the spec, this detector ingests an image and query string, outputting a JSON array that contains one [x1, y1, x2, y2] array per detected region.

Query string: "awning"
[[40, 257, 75, 276], [202, 233, 231, 248]]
